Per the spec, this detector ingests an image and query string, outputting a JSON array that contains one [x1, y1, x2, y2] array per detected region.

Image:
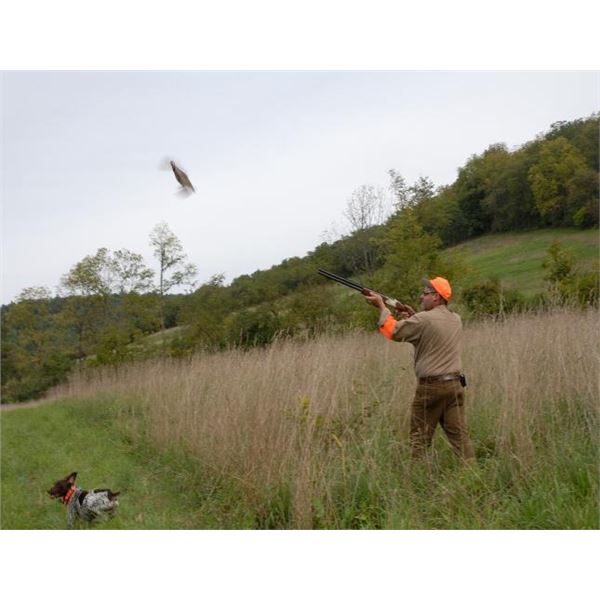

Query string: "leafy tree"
[[229, 274, 264, 307], [179, 274, 233, 349], [452, 145, 506, 239], [542, 240, 599, 306], [546, 115, 599, 171], [472, 144, 513, 230], [61, 247, 154, 297], [414, 185, 463, 246], [149, 222, 198, 330], [389, 172, 436, 212], [60, 250, 115, 357], [59, 247, 156, 358], [528, 137, 593, 226], [61, 248, 113, 297], [408, 176, 436, 207], [482, 145, 540, 232], [565, 269, 599, 306], [1, 287, 71, 402], [542, 240, 575, 285], [376, 208, 443, 303], [90, 326, 134, 366], [308, 241, 344, 274], [330, 225, 387, 276], [282, 284, 338, 336], [568, 168, 599, 227], [276, 257, 319, 293], [388, 169, 410, 211], [119, 293, 161, 338], [110, 249, 155, 294], [227, 305, 283, 347]]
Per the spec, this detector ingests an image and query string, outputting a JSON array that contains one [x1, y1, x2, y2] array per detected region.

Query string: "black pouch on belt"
[[459, 374, 467, 388]]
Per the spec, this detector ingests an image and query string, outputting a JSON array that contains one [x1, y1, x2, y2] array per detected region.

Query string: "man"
[[363, 277, 475, 461]]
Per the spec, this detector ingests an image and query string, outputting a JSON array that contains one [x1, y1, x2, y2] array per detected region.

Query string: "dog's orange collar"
[[63, 486, 76, 505]]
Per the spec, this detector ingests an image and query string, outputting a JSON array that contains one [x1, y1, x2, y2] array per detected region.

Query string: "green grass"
[[445, 228, 599, 295], [2, 394, 596, 529], [0, 399, 239, 529]]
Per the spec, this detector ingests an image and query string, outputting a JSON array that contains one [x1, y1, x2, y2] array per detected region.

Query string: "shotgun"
[[317, 268, 405, 312]]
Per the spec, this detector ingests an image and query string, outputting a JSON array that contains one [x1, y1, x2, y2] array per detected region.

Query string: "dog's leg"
[[67, 503, 77, 529]]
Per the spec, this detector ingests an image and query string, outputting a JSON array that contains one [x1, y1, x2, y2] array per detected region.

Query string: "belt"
[[418, 373, 461, 384]]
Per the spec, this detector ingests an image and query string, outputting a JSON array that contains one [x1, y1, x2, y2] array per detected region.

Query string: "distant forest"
[[2, 114, 598, 403]]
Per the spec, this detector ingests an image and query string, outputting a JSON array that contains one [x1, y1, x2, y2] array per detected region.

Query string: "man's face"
[[419, 287, 439, 311]]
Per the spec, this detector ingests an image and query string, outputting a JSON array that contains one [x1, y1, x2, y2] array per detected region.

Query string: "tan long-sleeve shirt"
[[377, 304, 463, 378]]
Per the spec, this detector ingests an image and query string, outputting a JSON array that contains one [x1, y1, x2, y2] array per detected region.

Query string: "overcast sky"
[[1, 70, 598, 304]]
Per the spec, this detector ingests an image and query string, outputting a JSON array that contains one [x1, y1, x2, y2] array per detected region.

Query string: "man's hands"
[[362, 290, 415, 319], [394, 302, 415, 319]]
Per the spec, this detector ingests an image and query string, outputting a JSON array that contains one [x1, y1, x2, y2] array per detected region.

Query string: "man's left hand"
[[363, 290, 385, 310]]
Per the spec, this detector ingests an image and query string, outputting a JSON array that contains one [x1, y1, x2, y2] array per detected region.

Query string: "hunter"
[[364, 277, 475, 461]]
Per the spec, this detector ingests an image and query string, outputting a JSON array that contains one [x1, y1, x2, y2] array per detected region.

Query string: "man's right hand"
[[394, 302, 415, 319]]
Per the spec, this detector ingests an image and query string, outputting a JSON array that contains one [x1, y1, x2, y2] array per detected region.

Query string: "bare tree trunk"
[[159, 251, 165, 332]]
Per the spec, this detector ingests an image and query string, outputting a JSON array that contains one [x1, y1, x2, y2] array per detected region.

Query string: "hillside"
[[44, 227, 600, 363], [444, 228, 599, 295]]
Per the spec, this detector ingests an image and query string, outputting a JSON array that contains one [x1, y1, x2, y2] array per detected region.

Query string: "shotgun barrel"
[[317, 268, 403, 311]]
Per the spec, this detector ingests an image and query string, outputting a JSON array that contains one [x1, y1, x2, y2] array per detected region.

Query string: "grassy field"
[[445, 228, 598, 295], [2, 306, 597, 529], [0, 399, 232, 529]]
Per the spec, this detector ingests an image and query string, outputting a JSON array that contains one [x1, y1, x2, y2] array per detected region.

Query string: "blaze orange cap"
[[423, 276, 452, 301]]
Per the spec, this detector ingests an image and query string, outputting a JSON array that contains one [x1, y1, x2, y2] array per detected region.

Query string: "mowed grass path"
[[1, 399, 215, 529], [445, 228, 598, 294]]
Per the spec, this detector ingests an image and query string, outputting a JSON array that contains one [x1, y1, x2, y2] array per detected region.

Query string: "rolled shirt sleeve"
[[377, 308, 424, 343]]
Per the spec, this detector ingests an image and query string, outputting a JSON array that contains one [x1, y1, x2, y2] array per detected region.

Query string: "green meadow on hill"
[[445, 228, 598, 295]]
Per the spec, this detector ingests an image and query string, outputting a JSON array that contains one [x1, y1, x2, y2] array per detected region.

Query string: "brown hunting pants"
[[410, 379, 474, 460]]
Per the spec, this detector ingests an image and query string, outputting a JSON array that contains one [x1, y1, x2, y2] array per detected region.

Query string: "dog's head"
[[47, 472, 77, 499]]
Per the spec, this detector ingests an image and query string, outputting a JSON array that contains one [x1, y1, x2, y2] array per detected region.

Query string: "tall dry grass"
[[49, 307, 599, 528]]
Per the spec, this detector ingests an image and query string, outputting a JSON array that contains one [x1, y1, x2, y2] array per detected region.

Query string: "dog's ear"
[[66, 472, 78, 484]]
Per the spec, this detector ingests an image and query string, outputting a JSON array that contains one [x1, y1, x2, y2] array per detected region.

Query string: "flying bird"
[[170, 160, 195, 194]]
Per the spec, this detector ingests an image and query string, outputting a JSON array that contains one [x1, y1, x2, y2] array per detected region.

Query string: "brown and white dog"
[[48, 472, 120, 529]]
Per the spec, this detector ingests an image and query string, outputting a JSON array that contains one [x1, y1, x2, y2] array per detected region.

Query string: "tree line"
[[1, 222, 197, 402], [2, 114, 598, 403]]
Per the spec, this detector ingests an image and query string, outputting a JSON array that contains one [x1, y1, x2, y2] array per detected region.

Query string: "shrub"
[[461, 278, 525, 318], [227, 306, 284, 347]]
